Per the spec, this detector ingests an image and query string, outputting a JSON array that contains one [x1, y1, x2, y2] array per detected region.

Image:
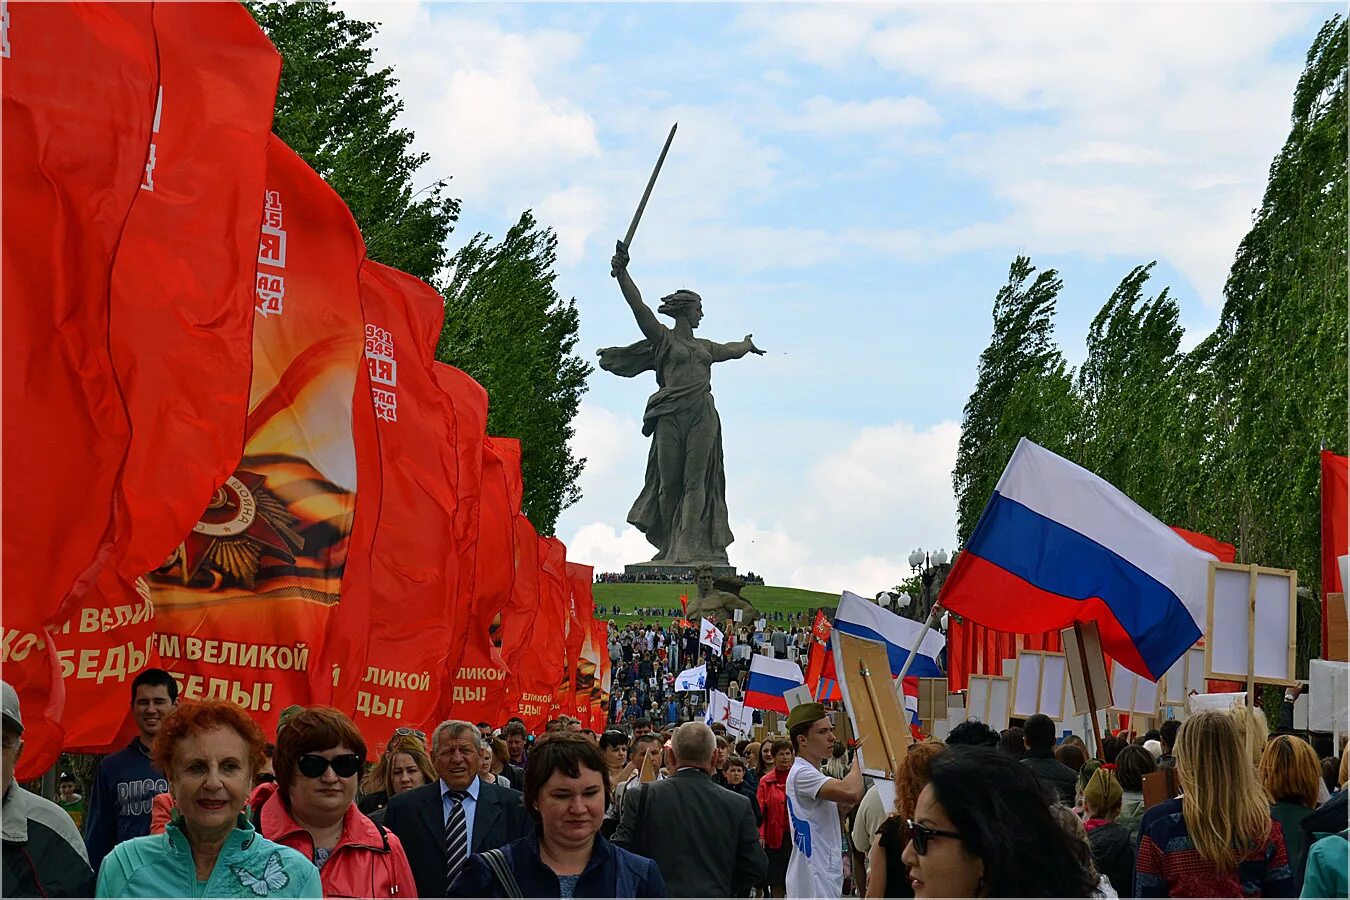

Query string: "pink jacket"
[[259, 790, 418, 898]]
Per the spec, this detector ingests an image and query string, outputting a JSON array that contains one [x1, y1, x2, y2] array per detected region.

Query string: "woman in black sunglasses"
[[900, 746, 1098, 898], [257, 707, 417, 897]]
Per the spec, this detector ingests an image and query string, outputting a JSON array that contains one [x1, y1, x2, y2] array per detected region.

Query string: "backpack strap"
[[480, 847, 523, 898]]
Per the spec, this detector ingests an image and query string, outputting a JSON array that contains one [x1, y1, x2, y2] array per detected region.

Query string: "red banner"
[[110, 2, 280, 581], [592, 619, 609, 728], [450, 437, 521, 726], [2, 3, 160, 778], [147, 136, 366, 736], [514, 536, 569, 732], [342, 261, 460, 748], [432, 362, 488, 689], [1321, 451, 1347, 657], [564, 563, 595, 724], [500, 515, 542, 722]]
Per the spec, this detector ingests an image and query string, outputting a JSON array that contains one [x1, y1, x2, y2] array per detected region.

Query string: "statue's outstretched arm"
[[708, 334, 766, 362], [611, 241, 663, 343]]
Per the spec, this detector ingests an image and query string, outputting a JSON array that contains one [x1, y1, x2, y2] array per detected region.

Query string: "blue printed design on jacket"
[[786, 794, 812, 857]]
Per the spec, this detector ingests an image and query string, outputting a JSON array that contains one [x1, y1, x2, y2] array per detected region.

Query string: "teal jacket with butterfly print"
[[95, 812, 321, 899]]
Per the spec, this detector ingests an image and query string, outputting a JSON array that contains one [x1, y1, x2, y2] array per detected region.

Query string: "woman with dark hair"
[[1114, 743, 1156, 841], [448, 733, 665, 897], [997, 727, 1025, 759], [1056, 742, 1087, 774], [756, 738, 795, 897], [899, 747, 1097, 897], [866, 740, 945, 898], [599, 730, 631, 786], [259, 707, 416, 897]]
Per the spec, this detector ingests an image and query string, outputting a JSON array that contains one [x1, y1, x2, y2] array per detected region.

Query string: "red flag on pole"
[[513, 537, 569, 731], [1321, 451, 1348, 657], [2, 2, 158, 778], [147, 136, 367, 737], [342, 261, 460, 745]]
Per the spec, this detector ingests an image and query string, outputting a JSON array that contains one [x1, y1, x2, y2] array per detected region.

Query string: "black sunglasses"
[[907, 819, 962, 856], [297, 753, 362, 779]]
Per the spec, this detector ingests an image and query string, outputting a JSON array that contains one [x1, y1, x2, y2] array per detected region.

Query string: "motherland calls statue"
[[685, 566, 760, 622], [598, 242, 764, 567]]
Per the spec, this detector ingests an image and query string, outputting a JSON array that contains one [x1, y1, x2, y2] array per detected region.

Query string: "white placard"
[[967, 675, 1012, 731], [1293, 689, 1309, 731], [1013, 652, 1069, 720], [1186, 692, 1247, 715], [783, 684, 814, 710], [947, 693, 966, 716], [1309, 659, 1350, 733], [1207, 564, 1297, 686], [1111, 664, 1161, 716], [734, 609, 744, 623], [756, 618, 767, 631], [931, 719, 950, 741], [1163, 646, 1207, 706], [1001, 659, 1016, 677]]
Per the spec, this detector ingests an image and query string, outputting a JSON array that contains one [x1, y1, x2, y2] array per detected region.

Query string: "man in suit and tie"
[[383, 719, 530, 897], [615, 721, 767, 897]]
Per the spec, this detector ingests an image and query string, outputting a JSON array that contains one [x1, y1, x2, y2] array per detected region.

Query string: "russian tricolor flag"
[[833, 591, 945, 678], [744, 655, 805, 713], [941, 438, 1215, 681]]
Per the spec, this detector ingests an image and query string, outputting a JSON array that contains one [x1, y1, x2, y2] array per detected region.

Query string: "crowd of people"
[[605, 621, 819, 726], [594, 572, 768, 586], [3, 667, 1347, 898]]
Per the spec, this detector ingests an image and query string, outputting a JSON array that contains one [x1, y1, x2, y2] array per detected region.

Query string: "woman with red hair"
[[95, 700, 321, 898]]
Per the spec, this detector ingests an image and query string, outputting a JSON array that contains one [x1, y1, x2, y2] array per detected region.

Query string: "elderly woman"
[[259, 707, 417, 897], [95, 700, 321, 898], [359, 733, 435, 824], [866, 740, 945, 898], [448, 734, 666, 897]]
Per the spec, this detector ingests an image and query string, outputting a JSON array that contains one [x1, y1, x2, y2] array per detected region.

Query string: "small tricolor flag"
[[744, 655, 805, 713]]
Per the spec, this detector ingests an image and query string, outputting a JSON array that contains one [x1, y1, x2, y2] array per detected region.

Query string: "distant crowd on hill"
[[593, 570, 768, 585]]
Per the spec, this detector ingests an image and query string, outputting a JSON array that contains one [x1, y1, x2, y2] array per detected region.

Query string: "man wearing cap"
[[2, 681, 96, 897], [784, 702, 863, 899]]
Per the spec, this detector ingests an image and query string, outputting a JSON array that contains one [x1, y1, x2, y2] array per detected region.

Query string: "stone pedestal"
[[623, 561, 738, 579]]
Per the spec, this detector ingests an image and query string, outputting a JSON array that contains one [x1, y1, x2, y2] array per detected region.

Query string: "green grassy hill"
[[592, 582, 837, 626]]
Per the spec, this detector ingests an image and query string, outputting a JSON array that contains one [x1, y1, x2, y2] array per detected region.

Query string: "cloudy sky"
[[338, 1, 1331, 594]]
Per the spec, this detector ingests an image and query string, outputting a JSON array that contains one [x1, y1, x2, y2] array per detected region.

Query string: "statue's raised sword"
[[611, 122, 677, 277]]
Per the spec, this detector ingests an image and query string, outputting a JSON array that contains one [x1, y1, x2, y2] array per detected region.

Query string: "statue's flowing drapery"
[[598, 324, 733, 563]]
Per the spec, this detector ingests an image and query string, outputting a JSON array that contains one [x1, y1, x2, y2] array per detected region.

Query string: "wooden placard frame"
[[917, 677, 948, 723], [1110, 663, 1163, 718], [1061, 621, 1112, 716], [1161, 644, 1207, 708], [966, 674, 1013, 731], [1205, 562, 1298, 689], [835, 631, 913, 779], [1012, 650, 1070, 721], [1328, 593, 1347, 662]]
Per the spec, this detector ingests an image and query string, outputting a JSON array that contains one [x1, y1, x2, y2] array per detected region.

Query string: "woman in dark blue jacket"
[[450, 734, 665, 898]]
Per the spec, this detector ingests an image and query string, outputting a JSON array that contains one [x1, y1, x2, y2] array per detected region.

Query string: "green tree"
[[249, 1, 459, 283], [437, 212, 592, 533], [1075, 263, 1193, 520], [1191, 15, 1348, 669], [952, 256, 1081, 542]]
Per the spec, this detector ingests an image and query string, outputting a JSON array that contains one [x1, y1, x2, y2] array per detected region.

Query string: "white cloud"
[[560, 414, 961, 595], [740, 3, 1319, 306], [782, 96, 941, 135]]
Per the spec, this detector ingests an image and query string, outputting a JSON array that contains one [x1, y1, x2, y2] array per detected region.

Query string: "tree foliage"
[[951, 16, 1347, 673], [248, 1, 459, 283], [437, 212, 592, 534]]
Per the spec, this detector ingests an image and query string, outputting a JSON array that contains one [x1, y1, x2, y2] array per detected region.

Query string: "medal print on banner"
[[148, 138, 366, 733]]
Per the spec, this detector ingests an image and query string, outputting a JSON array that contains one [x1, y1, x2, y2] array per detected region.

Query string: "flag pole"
[[894, 601, 942, 701]]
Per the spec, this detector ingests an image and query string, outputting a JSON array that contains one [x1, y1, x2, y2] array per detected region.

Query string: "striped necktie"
[[445, 789, 470, 890]]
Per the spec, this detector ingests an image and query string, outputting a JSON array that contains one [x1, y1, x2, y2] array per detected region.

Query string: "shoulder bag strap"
[[480, 848, 523, 899]]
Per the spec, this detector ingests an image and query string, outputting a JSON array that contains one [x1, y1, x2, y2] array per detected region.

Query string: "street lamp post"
[[906, 548, 950, 623]]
